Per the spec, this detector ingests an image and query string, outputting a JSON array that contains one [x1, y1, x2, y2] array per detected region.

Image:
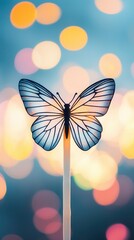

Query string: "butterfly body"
[[63, 104, 70, 138], [19, 78, 115, 151]]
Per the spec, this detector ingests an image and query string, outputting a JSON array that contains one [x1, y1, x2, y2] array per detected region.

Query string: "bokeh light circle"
[[32, 41, 61, 69], [14, 48, 38, 74], [99, 53, 122, 78], [60, 26, 88, 51], [36, 207, 58, 220], [63, 65, 90, 94], [131, 62, 134, 77], [3, 159, 33, 179], [119, 90, 134, 126], [73, 150, 118, 190], [10, 1, 36, 29], [32, 190, 60, 212], [101, 92, 123, 144], [115, 175, 134, 206], [0, 100, 19, 167], [95, 0, 123, 14], [119, 123, 134, 159], [37, 141, 63, 176], [0, 88, 17, 102], [2, 235, 23, 240], [0, 174, 7, 200], [33, 208, 61, 235], [74, 173, 92, 191], [3, 94, 34, 161], [93, 179, 119, 206], [106, 223, 130, 240], [36, 3, 61, 25]]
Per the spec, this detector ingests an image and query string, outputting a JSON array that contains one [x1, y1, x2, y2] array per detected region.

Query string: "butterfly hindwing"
[[31, 116, 64, 151], [19, 79, 64, 151], [70, 116, 102, 151]]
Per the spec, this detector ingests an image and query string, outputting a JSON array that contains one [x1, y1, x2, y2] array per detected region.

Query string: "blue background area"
[[0, 1, 134, 240]]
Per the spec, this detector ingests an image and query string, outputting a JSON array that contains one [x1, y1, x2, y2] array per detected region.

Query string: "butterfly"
[[18, 78, 115, 151]]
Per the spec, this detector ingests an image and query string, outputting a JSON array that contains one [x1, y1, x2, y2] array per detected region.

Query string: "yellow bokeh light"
[[10, 1, 36, 29], [3, 94, 34, 161], [37, 137, 63, 176], [99, 53, 122, 78], [63, 65, 90, 94], [0, 174, 7, 200], [73, 173, 92, 191], [101, 142, 122, 164], [0, 100, 19, 167], [60, 26, 88, 51], [73, 150, 118, 190], [95, 0, 123, 14], [36, 3, 61, 25], [32, 41, 61, 69], [119, 91, 134, 126], [119, 123, 134, 159], [101, 93, 123, 144]]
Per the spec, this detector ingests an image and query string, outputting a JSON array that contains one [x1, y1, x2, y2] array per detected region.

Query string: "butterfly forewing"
[[19, 79, 63, 117], [71, 78, 115, 117]]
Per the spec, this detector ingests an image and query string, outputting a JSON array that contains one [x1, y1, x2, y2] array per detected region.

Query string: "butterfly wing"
[[70, 116, 102, 151], [19, 79, 64, 151], [71, 78, 115, 116], [31, 116, 64, 151], [70, 78, 115, 150]]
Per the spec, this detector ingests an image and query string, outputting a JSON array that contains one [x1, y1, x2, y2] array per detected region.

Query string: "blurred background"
[[0, 0, 134, 239]]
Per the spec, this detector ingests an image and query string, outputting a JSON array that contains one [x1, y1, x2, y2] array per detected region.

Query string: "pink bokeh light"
[[106, 223, 130, 240], [14, 48, 38, 74]]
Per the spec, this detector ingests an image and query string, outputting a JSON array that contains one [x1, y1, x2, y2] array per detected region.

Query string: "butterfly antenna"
[[56, 92, 65, 104], [69, 93, 77, 104]]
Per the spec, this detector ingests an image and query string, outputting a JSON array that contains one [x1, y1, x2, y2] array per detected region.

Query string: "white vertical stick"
[[63, 130, 71, 240]]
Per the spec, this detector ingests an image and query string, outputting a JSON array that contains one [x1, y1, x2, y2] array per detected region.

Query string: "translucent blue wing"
[[70, 78, 115, 150], [19, 79, 63, 117], [18, 79, 64, 151], [32, 116, 64, 151], [70, 116, 102, 151], [71, 78, 115, 116]]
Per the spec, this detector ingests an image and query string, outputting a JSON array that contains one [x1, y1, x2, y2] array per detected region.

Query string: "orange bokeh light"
[[10, 1, 36, 29], [36, 3, 61, 25], [0, 174, 7, 200], [60, 26, 88, 51], [99, 53, 122, 78], [119, 123, 134, 159], [93, 179, 119, 206]]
